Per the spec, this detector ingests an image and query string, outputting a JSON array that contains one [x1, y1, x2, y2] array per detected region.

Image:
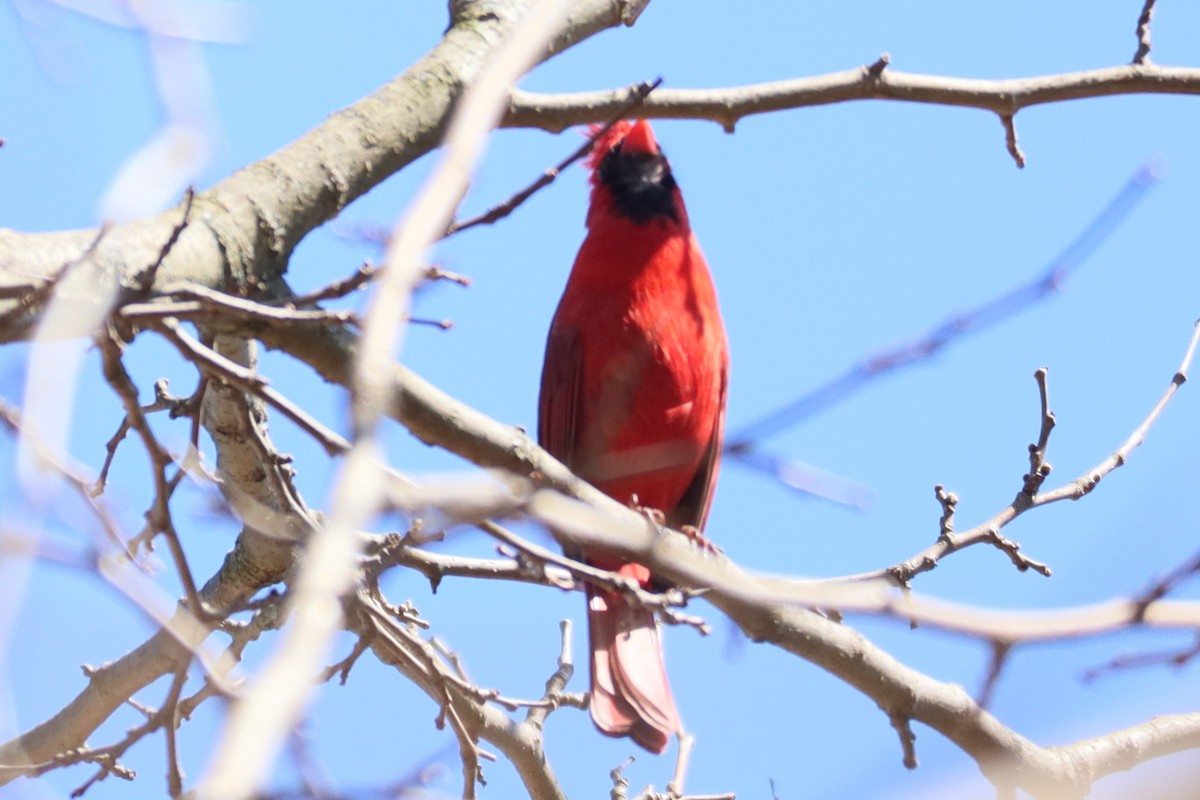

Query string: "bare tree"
[[1, 1, 1199, 798]]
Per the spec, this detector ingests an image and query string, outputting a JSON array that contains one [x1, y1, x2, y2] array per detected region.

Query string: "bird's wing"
[[666, 361, 727, 531]]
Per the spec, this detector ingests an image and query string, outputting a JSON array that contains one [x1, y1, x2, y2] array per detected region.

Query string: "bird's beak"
[[622, 119, 659, 155]]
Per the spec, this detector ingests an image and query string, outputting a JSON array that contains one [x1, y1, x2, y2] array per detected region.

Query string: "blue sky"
[[2, 2, 1200, 798]]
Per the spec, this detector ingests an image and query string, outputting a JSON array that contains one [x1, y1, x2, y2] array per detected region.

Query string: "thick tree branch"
[[0, 0, 633, 342], [525, 488, 1200, 799]]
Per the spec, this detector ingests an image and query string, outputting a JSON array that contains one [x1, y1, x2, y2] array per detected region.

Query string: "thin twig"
[[976, 641, 1012, 709], [1132, 0, 1157, 65], [321, 637, 372, 686], [59, 668, 189, 797], [479, 520, 710, 633], [526, 620, 584, 729], [1082, 634, 1200, 683], [153, 318, 352, 457], [1000, 113, 1025, 168], [96, 330, 204, 614], [444, 77, 663, 237], [844, 319, 1200, 586], [131, 188, 195, 294], [0, 400, 132, 558], [1020, 368, 1056, 498], [889, 714, 918, 769]]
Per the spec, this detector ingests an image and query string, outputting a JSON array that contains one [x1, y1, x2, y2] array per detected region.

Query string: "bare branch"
[[154, 319, 351, 457], [840, 321, 1199, 586], [507, 63, 1200, 132], [198, 3, 573, 797], [445, 77, 663, 237], [347, 589, 570, 800], [1036, 318, 1199, 506], [1083, 634, 1200, 683], [526, 488, 1200, 798], [96, 330, 204, 613]]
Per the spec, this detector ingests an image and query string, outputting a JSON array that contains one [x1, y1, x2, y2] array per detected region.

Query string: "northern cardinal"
[[538, 119, 728, 753]]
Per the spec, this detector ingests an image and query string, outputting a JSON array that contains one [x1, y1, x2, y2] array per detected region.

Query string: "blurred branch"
[[0, 331, 300, 785], [0, 400, 129, 555], [1082, 633, 1200, 682], [0, 0, 633, 344], [1080, 547, 1200, 681], [199, 2, 571, 797], [2, 2, 1198, 798], [866, 594, 1200, 643], [725, 159, 1160, 455]]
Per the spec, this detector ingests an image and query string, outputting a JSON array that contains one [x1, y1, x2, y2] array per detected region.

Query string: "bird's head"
[[586, 119, 686, 227]]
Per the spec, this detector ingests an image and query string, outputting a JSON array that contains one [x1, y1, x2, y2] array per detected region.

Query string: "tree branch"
[[526, 487, 1200, 799], [0, 0, 633, 343], [506, 62, 1200, 134]]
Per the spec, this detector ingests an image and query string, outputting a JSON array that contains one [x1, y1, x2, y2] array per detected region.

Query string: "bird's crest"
[[586, 119, 660, 174]]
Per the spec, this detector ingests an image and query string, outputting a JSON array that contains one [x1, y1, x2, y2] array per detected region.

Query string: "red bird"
[[538, 119, 729, 753]]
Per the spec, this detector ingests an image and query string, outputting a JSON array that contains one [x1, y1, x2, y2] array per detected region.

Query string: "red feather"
[[538, 120, 728, 753]]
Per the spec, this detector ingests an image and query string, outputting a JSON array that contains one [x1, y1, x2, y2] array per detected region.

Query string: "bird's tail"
[[585, 577, 680, 754]]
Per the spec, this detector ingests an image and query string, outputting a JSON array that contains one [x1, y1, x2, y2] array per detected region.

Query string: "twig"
[[1082, 634, 1200, 683], [526, 620, 584, 730], [1020, 368, 1056, 498], [131, 188, 195, 294], [934, 485, 957, 538], [1000, 113, 1025, 167], [321, 636, 372, 686], [976, 641, 1012, 709], [366, 532, 568, 592], [610, 756, 636, 800], [96, 330, 204, 614], [0, 400, 131, 558], [866, 53, 890, 79], [1036, 317, 1200, 506], [93, 377, 205, 497], [889, 714, 918, 769], [444, 77, 663, 237], [668, 731, 696, 796], [153, 318, 352, 457], [479, 520, 711, 633], [1132, 0, 1158, 65], [60, 668, 189, 797], [791, 320, 1199, 588], [1134, 548, 1200, 617]]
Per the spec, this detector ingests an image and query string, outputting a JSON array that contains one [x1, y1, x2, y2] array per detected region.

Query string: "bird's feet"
[[627, 496, 722, 556], [679, 524, 723, 556], [628, 494, 667, 527]]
